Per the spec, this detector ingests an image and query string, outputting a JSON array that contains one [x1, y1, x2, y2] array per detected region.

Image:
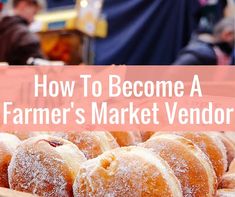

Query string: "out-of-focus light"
[[94, 1, 101, 9], [80, 0, 88, 8]]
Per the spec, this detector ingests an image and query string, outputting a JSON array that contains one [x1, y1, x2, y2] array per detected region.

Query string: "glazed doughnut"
[[212, 132, 235, 166], [8, 135, 87, 197], [73, 146, 183, 197], [153, 132, 228, 180], [110, 131, 142, 146], [216, 189, 235, 197], [29, 131, 119, 159], [141, 134, 217, 197], [0, 133, 21, 188]]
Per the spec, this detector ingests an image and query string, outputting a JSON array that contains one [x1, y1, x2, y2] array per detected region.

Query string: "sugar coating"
[[73, 146, 183, 197], [169, 132, 228, 180], [54, 131, 119, 159], [142, 134, 217, 197], [8, 136, 86, 197]]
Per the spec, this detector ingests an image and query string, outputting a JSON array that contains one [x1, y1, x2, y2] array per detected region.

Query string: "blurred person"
[[93, 0, 202, 65], [0, 0, 7, 15], [0, 2, 3, 13], [0, 0, 44, 65], [173, 17, 234, 65], [231, 49, 235, 65]]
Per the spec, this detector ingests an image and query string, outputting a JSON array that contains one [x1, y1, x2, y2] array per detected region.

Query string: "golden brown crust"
[[219, 173, 235, 189], [0, 144, 11, 188], [140, 131, 156, 142], [219, 159, 235, 189], [110, 131, 142, 146], [0, 133, 21, 188], [8, 136, 86, 197], [142, 134, 217, 197]]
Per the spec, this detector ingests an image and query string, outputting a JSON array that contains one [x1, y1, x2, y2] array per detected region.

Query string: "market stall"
[[32, 1, 83, 64]]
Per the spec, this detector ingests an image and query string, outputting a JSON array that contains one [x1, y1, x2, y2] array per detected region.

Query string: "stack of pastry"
[[0, 130, 235, 197]]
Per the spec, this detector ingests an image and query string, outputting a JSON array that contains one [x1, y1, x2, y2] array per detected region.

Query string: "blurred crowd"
[[0, 0, 234, 65]]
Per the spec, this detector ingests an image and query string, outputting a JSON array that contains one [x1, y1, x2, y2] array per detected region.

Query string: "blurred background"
[[0, 0, 234, 65]]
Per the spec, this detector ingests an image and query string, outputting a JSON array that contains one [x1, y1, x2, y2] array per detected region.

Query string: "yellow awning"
[[35, 9, 78, 32]]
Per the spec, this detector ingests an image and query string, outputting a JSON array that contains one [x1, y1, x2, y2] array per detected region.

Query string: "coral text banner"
[[0, 66, 235, 132]]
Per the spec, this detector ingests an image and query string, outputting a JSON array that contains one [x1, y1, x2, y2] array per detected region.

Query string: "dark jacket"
[[0, 15, 43, 65], [173, 39, 217, 65], [231, 50, 235, 65]]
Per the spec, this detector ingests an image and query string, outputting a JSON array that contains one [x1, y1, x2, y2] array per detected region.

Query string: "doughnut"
[[140, 131, 156, 141], [141, 134, 217, 197], [219, 173, 235, 189], [8, 131, 52, 140], [153, 132, 228, 180], [223, 132, 235, 145], [219, 158, 235, 189], [0, 133, 21, 188], [7, 131, 31, 140], [212, 132, 235, 167], [178, 132, 227, 180], [216, 189, 235, 197], [8, 135, 87, 197], [110, 131, 142, 146], [73, 146, 183, 197], [29, 131, 119, 159], [55, 131, 119, 159], [229, 158, 235, 173]]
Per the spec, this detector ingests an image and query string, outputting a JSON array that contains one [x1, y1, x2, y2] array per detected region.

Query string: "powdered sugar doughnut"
[[219, 173, 235, 189], [158, 132, 228, 180], [8, 135, 87, 197], [73, 146, 183, 197], [110, 131, 142, 146], [54, 131, 119, 159], [0, 133, 21, 188], [223, 132, 235, 145], [212, 132, 235, 167], [141, 134, 217, 197], [8, 131, 31, 140], [219, 159, 235, 189]]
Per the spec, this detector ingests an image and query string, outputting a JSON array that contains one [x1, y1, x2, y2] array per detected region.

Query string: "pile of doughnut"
[[1, 130, 235, 197]]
